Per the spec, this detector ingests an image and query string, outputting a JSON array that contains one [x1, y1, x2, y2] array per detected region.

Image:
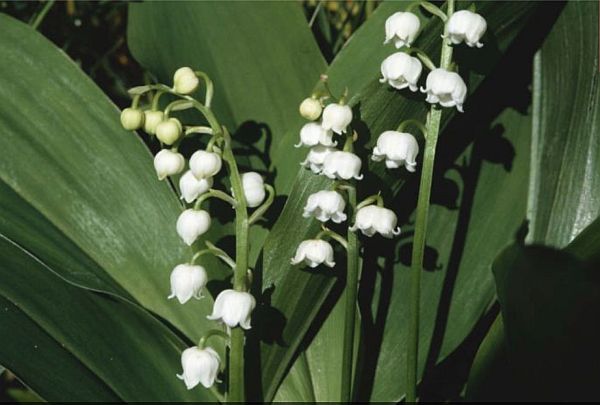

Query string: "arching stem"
[[406, 0, 454, 402]]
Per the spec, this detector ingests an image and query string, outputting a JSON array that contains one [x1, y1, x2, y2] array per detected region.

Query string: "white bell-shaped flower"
[[241, 172, 266, 208], [179, 170, 213, 204], [295, 123, 336, 148], [299, 97, 322, 121], [321, 103, 353, 135], [144, 110, 164, 134], [380, 52, 423, 92], [173, 67, 200, 95], [168, 264, 208, 304], [291, 239, 335, 268], [372, 131, 419, 172], [176, 209, 211, 246], [303, 190, 347, 223], [120, 108, 144, 130], [177, 346, 220, 389], [190, 150, 222, 179], [447, 10, 487, 48], [154, 149, 185, 180], [384, 11, 421, 48], [350, 205, 401, 238], [322, 151, 363, 180], [207, 289, 256, 330], [421, 68, 467, 112], [301, 145, 336, 174]]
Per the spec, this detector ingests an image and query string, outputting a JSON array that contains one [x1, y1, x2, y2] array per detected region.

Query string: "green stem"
[[30, 0, 55, 30], [194, 189, 237, 209], [315, 227, 348, 250], [222, 128, 249, 403], [199, 329, 230, 349], [356, 193, 384, 210], [151, 91, 165, 110], [194, 70, 215, 108], [341, 184, 359, 402], [406, 1, 454, 402], [210, 386, 227, 404], [205, 241, 236, 270], [248, 184, 275, 225]]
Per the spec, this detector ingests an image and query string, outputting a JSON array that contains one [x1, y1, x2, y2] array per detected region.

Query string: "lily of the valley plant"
[[120, 1, 485, 401]]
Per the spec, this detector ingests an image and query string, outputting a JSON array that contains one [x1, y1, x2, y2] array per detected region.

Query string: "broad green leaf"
[[464, 314, 512, 401], [467, 2, 600, 400], [0, 14, 215, 343], [0, 237, 214, 401], [272, 1, 539, 401], [527, 0, 600, 247], [492, 242, 600, 401], [468, 220, 600, 401]]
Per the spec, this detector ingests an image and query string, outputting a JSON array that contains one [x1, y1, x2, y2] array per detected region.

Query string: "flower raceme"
[[168, 264, 208, 304], [241, 172, 266, 208], [321, 103, 353, 135], [350, 205, 401, 238], [447, 10, 487, 48], [179, 170, 213, 204], [303, 190, 347, 223], [154, 149, 185, 180], [189, 150, 223, 179], [384, 11, 421, 48], [296, 122, 336, 148], [380, 52, 423, 92], [173, 67, 200, 95], [322, 151, 363, 180], [207, 289, 256, 330], [372, 131, 419, 172], [301, 145, 336, 174], [291, 239, 336, 268], [421, 68, 467, 112], [177, 346, 221, 389], [176, 209, 211, 246]]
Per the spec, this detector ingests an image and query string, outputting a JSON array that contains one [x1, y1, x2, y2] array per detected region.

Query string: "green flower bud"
[[156, 118, 182, 145], [144, 110, 165, 134], [299, 97, 322, 121], [120, 108, 145, 130], [173, 67, 200, 95]]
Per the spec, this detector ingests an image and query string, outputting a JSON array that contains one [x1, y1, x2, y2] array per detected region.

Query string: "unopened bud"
[[156, 118, 182, 145], [299, 97, 322, 121], [120, 108, 144, 130], [143, 110, 164, 134]]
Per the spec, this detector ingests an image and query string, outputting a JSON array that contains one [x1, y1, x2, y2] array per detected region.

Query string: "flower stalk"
[[406, 0, 455, 402], [199, 127, 250, 403], [341, 182, 359, 403]]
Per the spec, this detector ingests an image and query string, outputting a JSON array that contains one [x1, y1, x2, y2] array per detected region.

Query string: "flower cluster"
[[120, 66, 272, 391], [375, 7, 487, 171], [381, 7, 486, 111], [292, 80, 403, 269]]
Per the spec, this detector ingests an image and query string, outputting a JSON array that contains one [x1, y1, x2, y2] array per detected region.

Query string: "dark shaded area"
[[2, 1, 144, 108]]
